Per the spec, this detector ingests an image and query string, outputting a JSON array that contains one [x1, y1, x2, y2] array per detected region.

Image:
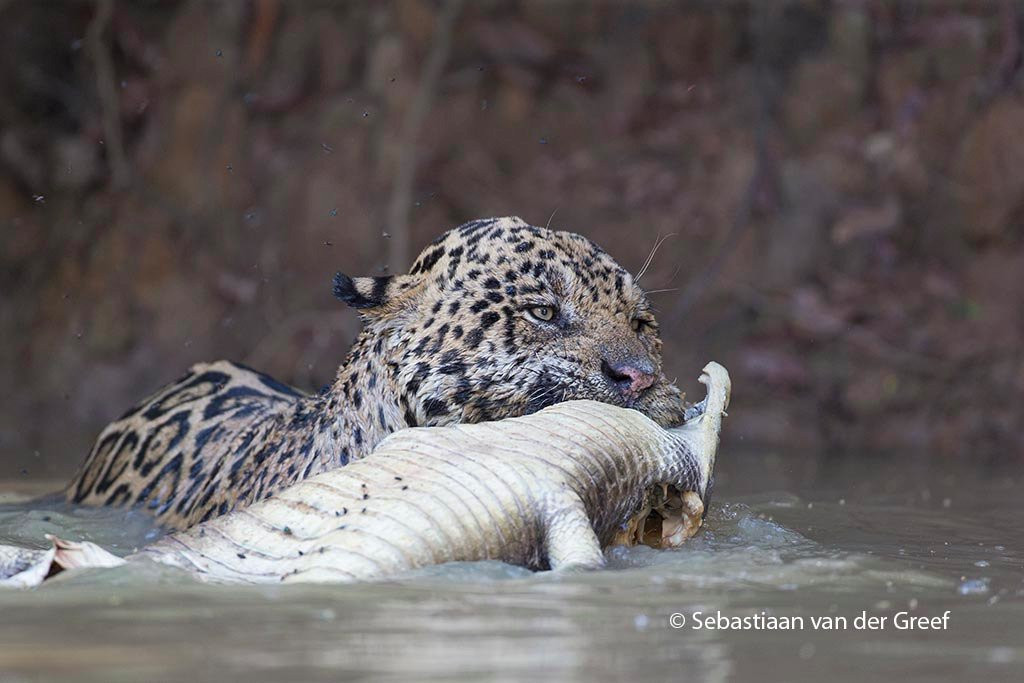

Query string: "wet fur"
[[66, 217, 685, 530]]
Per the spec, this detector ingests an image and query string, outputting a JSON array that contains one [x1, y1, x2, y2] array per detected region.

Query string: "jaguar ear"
[[333, 273, 421, 315]]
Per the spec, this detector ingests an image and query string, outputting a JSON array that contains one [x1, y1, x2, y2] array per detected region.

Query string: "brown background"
[[2, 1, 1023, 479]]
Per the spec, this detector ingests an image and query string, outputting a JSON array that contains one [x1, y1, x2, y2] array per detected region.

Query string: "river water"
[[0, 449, 1021, 682]]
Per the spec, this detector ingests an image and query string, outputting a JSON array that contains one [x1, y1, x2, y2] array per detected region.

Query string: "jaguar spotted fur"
[[66, 217, 686, 530]]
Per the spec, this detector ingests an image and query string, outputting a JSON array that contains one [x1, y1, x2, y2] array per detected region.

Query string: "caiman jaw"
[[615, 362, 732, 549], [665, 362, 730, 503]]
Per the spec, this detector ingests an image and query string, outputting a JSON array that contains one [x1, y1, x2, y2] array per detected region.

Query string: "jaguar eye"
[[528, 305, 557, 322]]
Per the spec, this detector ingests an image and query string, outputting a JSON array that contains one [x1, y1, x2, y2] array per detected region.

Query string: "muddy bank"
[[1, 2, 1022, 474]]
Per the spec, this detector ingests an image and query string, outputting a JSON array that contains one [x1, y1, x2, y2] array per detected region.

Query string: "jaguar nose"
[[601, 359, 657, 398]]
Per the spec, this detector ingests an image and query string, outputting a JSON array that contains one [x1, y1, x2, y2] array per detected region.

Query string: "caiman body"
[[1, 363, 730, 587]]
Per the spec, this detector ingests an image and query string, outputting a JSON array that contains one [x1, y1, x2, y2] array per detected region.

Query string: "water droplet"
[[974, 560, 990, 568], [321, 143, 334, 154], [382, 231, 391, 239], [329, 208, 338, 217], [362, 111, 370, 118], [33, 195, 45, 203], [215, 49, 223, 57], [958, 578, 990, 595], [226, 164, 233, 171]]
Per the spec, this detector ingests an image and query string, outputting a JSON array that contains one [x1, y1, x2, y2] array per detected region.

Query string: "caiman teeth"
[[682, 396, 707, 423]]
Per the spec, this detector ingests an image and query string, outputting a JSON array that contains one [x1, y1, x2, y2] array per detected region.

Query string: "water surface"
[[1, 451, 1021, 682]]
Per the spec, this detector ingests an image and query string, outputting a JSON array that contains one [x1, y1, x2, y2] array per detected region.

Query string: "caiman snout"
[[666, 362, 732, 507]]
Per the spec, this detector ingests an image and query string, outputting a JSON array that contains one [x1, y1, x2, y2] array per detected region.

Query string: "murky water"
[[1, 451, 1021, 682]]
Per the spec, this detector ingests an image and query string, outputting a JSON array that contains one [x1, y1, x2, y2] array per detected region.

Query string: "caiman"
[[1, 363, 729, 587]]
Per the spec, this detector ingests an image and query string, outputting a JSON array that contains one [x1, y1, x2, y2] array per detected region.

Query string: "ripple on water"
[[600, 502, 951, 593], [0, 499, 162, 555], [1, 484, 1021, 683], [1, 497, 958, 597]]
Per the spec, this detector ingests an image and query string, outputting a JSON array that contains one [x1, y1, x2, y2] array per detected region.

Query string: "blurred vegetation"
[[1, 1, 1022, 477]]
